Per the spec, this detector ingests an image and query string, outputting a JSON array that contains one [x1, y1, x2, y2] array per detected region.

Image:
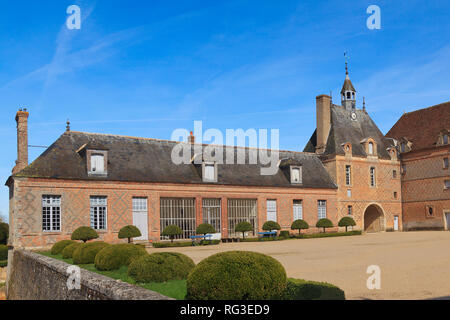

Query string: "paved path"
[[147, 231, 450, 300]]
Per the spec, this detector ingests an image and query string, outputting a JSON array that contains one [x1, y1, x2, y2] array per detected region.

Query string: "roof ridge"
[[403, 101, 450, 115], [68, 131, 315, 156]]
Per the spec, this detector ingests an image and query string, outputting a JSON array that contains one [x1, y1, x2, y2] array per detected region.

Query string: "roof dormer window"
[[91, 154, 104, 173], [86, 149, 108, 176], [444, 134, 449, 145], [203, 162, 217, 182], [368, 142, 374, 155], [290, 166, 302, 184]]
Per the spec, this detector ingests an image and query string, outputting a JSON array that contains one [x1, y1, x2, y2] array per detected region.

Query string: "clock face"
[[351, 112, 357, 120]]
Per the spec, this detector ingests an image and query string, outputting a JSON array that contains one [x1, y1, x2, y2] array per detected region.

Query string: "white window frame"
[[266, 199, 277, 222], [202, 162, 217, 182], [290, 166, 302, 184], [293, 200, 303, 220], [318, 200, 327, 219], [42, 195, 61, 232], [90, 196, 107, 230]]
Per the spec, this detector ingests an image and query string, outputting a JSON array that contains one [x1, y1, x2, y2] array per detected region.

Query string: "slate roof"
[[13, 131, 337, 189], [386, 101, 450, 152], [340, 76, 356, 94], [304, 105, 395, 159]]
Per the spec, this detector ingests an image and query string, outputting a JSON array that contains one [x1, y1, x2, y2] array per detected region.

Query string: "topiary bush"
[[0, 222, 9, 245], [0, 244, 8, 261], [196, 223, 216, 236], [71, 226, 99, 243], [72, 241, 110, 265], [279, 231, 290, 239], [283, 278, 345, 300], [291, 219, 309, 235], [338, 217, 356, 232], [235, 221, 253, 239], [94, 243, 147, 271], [118, 225, 142, 243], [316, 218, 333, 233], [161, 225, 183, 243], [128, 252, 195, 283], [51, 240, 76, 255], [62, 242, 83, 259], [262, 220, 281, 232], [186, 251, 287, 300]]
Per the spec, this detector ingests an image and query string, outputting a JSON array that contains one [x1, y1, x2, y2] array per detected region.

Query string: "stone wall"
[[7, 249, 172, 300]]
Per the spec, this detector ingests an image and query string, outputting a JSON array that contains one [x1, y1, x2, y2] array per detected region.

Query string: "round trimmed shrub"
[[196, 223, 216, 236], [118, 225, 142, 243], [94, 243, 147, 271], [128, 252, 195, 283], [161, 225, 183, 243], [291, 219, 309, 235], [0, 244, 8, 261], [71, 226, 99, 243], [279, 230, 290, 239], [186, 251, 287, 300], [338, 217, 356, 232], [262, 220, 281, 231], [62, 242, 83, 259], [51, 240, 76, 255], [235, 221, 253, 239], [72, 241, 110, 265], [0, 222, 9, 245], [316, 218, 333, 233]]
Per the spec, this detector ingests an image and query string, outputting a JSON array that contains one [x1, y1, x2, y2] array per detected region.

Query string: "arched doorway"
[[364, 204, 385, 232]]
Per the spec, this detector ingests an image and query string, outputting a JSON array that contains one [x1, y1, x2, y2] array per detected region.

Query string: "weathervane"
[[344, 51, 349, 74]]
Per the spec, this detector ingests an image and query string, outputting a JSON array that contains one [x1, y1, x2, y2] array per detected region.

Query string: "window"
[[291, 166, 302, 184], [132, 197, 147, 240], [347, 189, 351, 198], [90, 154, 104, 173], [160, 198, 196, 240], [345, 165, 351, 186], [445, 180, 450, 189], [266, 200, 277, 222], [293, 200, 303, 220], [394, 192, 398, 199], [444, 134, 449, 145], [444, 158, 449, 169], [368, 142, 374, 155], [227, 199, 258, 238], [393, 170, 397, 178], [402, 164, 407, 174], [400, 143, 406, 153], [90, 196, 107, 230], [42, 195, 61, 232], [346, 92, 351, 99], [348, 205, 352, 216], [203, 163, 216, 182], [426, 205, 434, 217], [318, 200, 327, 219], [202, 199, 221, 233], [370, 167, 376, 187]]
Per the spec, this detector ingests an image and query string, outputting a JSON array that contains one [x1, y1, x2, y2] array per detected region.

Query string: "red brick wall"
[[9, 177, 337, 249]]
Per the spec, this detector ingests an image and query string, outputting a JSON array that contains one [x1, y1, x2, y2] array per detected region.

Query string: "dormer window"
[[91, 154, 104, 173], [86, 149, 108, 176], [444, 134, 449, 145], [362, 138, 377, 156], [203, 162, 217, 182], [291, 166, 302, 184], [400, 142, 406, 153]]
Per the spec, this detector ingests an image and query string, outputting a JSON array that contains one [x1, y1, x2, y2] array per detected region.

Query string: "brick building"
[[386, 102, 450, 230], [303, 66, 402, 232]]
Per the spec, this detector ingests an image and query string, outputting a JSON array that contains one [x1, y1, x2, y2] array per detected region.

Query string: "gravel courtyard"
[[147, 231, 450, 300]]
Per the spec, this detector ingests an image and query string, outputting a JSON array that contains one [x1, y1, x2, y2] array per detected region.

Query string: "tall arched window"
[[444, 134, 449, 145], [368, 142, 374, 155]]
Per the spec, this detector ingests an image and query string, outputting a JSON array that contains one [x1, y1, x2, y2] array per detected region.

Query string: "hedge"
[[51, 240, 76, 255], [62, 242, 83, 259], [0, 260, 7, 267], [128, 252, 195, 283], [71, 226, 99, 243], [186, 251, 287, 300], [0, 244, 7, 261], [284, 278, 345, 300], [72, 242, 110, 265], [94, 243, 147, 271], [152, 241, 192, 248], [296, 230, 362, 239]]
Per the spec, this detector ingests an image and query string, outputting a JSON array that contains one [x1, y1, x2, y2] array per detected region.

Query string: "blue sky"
[[0, 0, 449, 219]]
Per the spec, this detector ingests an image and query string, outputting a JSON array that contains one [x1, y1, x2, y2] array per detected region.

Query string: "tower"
[[340, 62, 356, 111]]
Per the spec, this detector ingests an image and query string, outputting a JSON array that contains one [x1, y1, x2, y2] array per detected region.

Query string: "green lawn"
[[37, 251, 187, 300]]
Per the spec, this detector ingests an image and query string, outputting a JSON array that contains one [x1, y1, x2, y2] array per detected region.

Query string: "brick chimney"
[[315, 95, 331, 154], [188, 131, 195, 144], [12, 109, 29, 174]]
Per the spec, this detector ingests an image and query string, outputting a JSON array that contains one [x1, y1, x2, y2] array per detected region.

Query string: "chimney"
[[188, 131, 195, 144], [315, 95, 331, 154], [12, 109, 29, 174]]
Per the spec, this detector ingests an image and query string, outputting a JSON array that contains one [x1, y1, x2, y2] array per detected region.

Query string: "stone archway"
[[364, 204, 385, 232]]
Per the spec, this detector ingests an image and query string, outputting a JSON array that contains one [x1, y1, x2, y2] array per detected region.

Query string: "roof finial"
[[66, 119, 70, 132], [344, 51, 349, 75], [363, 97, 366, 112]]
